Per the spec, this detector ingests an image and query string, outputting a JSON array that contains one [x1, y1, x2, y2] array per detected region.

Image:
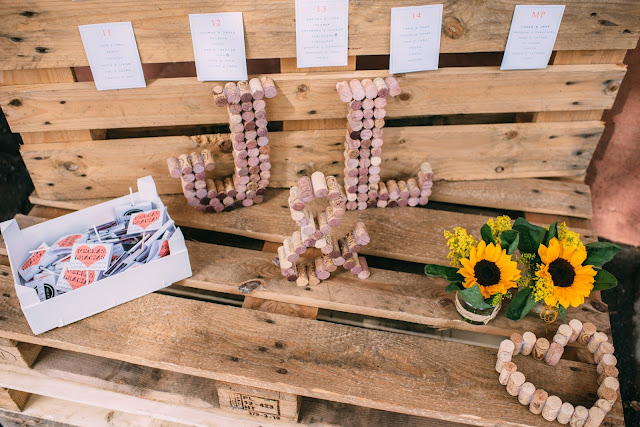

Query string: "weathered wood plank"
[[20, 121, 603, 201], [0, 214, 608, 341], [431, 178, 593, 219], [0, 65, 625, 132], [0, 388, 29, 412], [0, 277, 624, 426], [22, 190, 597, 265], [0, 1, 638, 70]]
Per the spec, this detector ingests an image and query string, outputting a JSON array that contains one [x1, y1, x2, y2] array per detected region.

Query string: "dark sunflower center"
[[474, 260, 501, 286], [548, 258, 576, 288]]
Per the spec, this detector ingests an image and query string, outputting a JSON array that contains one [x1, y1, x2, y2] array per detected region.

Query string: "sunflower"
[[458, 241, 521, 299], [536, 237, 596, 308]]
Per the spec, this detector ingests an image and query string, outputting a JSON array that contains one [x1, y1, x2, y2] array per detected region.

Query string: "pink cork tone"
[[167, 78, 277, 213], [335, 77, 434, 211], [278, 172, 372, 286]]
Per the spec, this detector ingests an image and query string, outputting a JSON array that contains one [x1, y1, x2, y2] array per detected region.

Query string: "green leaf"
[[424, 264, 464, 282], [544, 222, 559, 246], [445, 282, 464, 292], [512, 217, 546, 254], [558, 305, 567, 323], [585, 242, 622, 267], [505, 287, 537, 320], [458, 285, 492, 309], [480, 224, 495, 245], [500, 229, 519, 255], [592, 269, 618, 291]]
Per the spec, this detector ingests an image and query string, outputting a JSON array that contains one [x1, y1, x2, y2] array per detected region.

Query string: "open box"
[[1, 176, 192, 335]]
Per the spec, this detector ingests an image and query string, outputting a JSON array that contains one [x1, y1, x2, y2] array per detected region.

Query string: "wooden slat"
[[0, 276, 624, 426], [431, 178, 593, 219], [21, 189, 598, 265], [19, 121, 603, 201], [0, 1, 638, 70], [0, 214, 608, 341], [0, 65, 625, 132]]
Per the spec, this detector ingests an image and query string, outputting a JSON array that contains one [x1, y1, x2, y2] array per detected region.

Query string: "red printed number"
[[102, 29, 111, 37], [212, 19, 222, 27], [412, 12, 421, 19], [317, 5, 327, 12]]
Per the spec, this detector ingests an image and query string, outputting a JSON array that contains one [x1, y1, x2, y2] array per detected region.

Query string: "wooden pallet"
[[0, 0, 638, 425]]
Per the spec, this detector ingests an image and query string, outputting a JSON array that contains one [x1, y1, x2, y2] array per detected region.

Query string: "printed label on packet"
[[114, 201, 153, 224], [51, 233, 87, 252], [19, 243, 48, 281], [69, 242, 113, 271], [56, 267, 98, 293], [31, 271, 57, 301], [126, 209, 165, 234]]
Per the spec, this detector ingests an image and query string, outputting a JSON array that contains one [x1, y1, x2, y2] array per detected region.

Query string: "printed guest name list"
[[295, 0, 349, 68]]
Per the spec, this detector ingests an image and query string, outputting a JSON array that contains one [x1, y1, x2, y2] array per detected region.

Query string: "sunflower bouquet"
[[425, 216, 620, 324]]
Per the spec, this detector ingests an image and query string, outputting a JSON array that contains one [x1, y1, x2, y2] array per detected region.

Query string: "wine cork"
[[260, 76, 277, 98], [348, 254, 362, 274], [533, 338, 549, 360], [544, 342, 564, 366], [183, 189, 196, 199], [277, 245, 293, 269], [181, 176, 195, 192], [283, 238, 298, 263], [598, 377, 619, 397], [584, 407, 605, 427], [301, 209, 316, 236], [329, 236, 341, 258], [242, 111, 255, 123], [362, 117, 374, 129], [257, 136, 269, 147], [336, 81, 353, 103], [201, 149, 216, 171], [529, 389, 548, 414], [495, 351, 512, 373], [499, 339, 516, 355], [587, 332, 608, 353], [362, 103, 375, 116], [542, 395, 562, 421], [241, 100, 254, 112], [289, 187, 305, 211], [343, 255, 356, 270], [597, 354, 618, 376], [298, 176, 314, 202], [346, 232, 361, 253], [374, 96, 387, 109], [577, 322, 597, 345], [553, 332, 569, 347], [348, 109, 364, 121], [249, 78, 264, 100], [387, 180, 400, 200], [520, 332, 536, 356], [212, 85, 228, 107], [556, 324, 573, 346], [326, 206, 341, 227], [178, 154, 192, 174], [373, 108, 386, 119], [224, 82, 240, 104], [338, 238, 353, 260], [594, 399, 612, 415], [348, 99, 361, 111], [361, 79, 377, 99], [227, 102, 242, 115], [349, 79, 365, 101], [568, 319, 583, 343], [353, 222, 370, 245], [317, 212, 331, 235], [518, 382, 535, 405], [296, 263, 309, 287], [506, 371, 525, 396], [326, 175, 341, 200], [315, 257, 330, 280], [510, 333, 524, 355], [291, 231, 305, 255], [215, 180, 226, 199], [254, 109, 267, 120], [187, 196, 200, 207], [205, 179, 217, 199], [373, 77, 389, 97], [597, 366, 618, 389], [349, 119, 363, 131], [166, 157, 182, 178], [570, 405, 588, 427], [224, 177, 237, 198], [499, 361, 517, 385], [598, 387, 617, 406], [307, 263, 320, 286], [385, 76, 401, 96], [323, 254, 337, 272], [195, 188, 208, 199], [357, 256, 371, 279], [594, 341, 614, 364], [557, 402, 574, 424]]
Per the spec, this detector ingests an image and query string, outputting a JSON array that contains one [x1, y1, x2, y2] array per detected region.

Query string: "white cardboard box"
[[1, 176, 192, 335]]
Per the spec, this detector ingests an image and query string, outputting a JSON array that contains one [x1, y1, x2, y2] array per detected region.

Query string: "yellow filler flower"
[[458, 241, 521, 299], [536, 237, 596, 308]]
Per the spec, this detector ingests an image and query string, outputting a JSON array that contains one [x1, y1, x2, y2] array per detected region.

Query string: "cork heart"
[[57, 234, 83, 248], [75, 245, 107, 268], [132, 211, 161, 229], [64, 269, 96, 290], [21, 249, 45, 270]]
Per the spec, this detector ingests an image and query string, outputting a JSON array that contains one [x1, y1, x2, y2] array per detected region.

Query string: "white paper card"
[[389, 5, 443, 74], [501, 5, 565, 70], [126, 209, 165, 234], [295, 0, 349, 68], [69, 243, 113, 271], [78, 22, 146, 91], [189, 13, 248, 81]]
